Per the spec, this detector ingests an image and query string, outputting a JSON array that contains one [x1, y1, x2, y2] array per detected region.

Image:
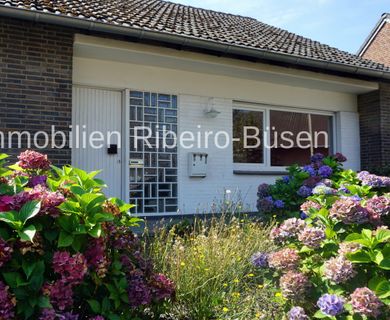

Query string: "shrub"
[[252, 154, 390, 319], [146, 216, 284, 319], [256, 153, 347, 219], [0, 151, 175, 319]]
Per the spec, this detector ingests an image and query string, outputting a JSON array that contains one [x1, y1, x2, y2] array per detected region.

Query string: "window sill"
[[233, 170, 287, 176]]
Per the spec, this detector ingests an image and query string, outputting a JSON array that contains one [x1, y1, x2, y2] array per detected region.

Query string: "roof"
[[1, 0, 390, 77], [358, 12, 390, 56]]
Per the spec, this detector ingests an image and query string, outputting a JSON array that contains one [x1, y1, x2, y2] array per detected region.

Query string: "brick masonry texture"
[[358, 82, 390, 170], [362, 22, 390, 67], [0, 17, 74, 166]]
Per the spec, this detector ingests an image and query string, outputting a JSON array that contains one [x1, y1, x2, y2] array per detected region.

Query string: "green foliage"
[[257, 153, 390, 319], [0, 151, 172, 320]]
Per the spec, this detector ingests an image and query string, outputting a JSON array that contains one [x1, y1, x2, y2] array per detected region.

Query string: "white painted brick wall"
[[178, 95, 361, 214]]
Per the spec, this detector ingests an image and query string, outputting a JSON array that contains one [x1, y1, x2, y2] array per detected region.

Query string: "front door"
[[72, 87, 123, 199]]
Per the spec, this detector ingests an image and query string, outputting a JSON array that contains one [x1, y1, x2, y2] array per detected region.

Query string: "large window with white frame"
[[233, 104, 334, 170]]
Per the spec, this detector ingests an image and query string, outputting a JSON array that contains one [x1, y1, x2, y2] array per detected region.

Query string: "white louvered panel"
[[72, 87, 123, 198]]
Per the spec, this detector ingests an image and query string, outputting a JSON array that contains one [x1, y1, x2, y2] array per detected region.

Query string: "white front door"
[[72, 87, 123, 199]]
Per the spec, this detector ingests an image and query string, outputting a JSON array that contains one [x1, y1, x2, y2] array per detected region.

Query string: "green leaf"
[[313, 310, 330, 318], [38, 296, 51, 308], [87, 299, 101, 313], [347, 250, 372, 263], [376, 229, 390, 243], [3, 272, 23, 288], [17, 224, 36, 242], [17, 200, 41, 223], [375, 280, 390, 299], [58, 231, 74, 247], [22, 261, 36, 279], [378, 259, 390, 270], [88, 224, 102, 238]]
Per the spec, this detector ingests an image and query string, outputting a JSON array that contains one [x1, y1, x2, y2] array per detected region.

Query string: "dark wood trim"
[[233, 170, 287, 175]]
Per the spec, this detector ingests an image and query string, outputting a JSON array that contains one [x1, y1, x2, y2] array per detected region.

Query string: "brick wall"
[[0, 17, 74, 166], [362, 21, 390, 67], [358, 83, 390, 170]]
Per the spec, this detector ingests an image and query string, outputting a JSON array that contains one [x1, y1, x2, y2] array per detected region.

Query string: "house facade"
[[1, 1, 390, 216], [358, 13, 390, 67]]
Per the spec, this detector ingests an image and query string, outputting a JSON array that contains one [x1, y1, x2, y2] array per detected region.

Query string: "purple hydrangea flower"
[[288, 306, 309, 320], [334, 152, 347, 162], [257, 183, 270, 198], [297, 186, 312, 198], [250, 252, 268, 268], [317, 294, 345, 316], [282, 176, 290, 183], [29, 175, 47, 187], [0, 281, 15, 320], [318, 165, 333, 178], [311, 153, 324, 163], [303, 165, 316, 176]]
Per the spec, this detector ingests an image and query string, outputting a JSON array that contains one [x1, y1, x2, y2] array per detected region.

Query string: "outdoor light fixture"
[[204, 98, 221, 118]]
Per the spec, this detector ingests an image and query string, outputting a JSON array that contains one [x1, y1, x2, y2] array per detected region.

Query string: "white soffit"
[[74, 34, 379, 94]]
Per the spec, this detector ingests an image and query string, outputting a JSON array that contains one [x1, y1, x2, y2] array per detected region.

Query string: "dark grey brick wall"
[[0, 17, 73, 166], [358, 82, 390, 170]]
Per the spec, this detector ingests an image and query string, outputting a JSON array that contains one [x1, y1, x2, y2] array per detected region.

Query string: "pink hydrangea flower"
[[298, 227, 325, 248], [300, 200, 322, 215], [329, 198, 369, 224], [85, 238, 110, 278], [324, 256, 356, 284], [52, 251, 87, 285], [338, 242, 362, 256], [17, 150, 51, 171], [350, 287, 383, 318], [150, 273, 175, 301], [0, 195, 13, 212], [280, 271, 309, 300], [0, 281, 15, 320], [365, 195, 390, 223], [0, 237, 13, 267], [268, 248, 300, 271], [43, 280, 74, 311]]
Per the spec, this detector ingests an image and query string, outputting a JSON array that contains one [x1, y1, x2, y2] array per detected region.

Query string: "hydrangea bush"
[[0, 151, 175, 319], [257, 153, 347, 218], [252, 154, 390, 319]]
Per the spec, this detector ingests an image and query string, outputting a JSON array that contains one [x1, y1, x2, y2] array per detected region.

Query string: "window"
[[233, 109, 264, 164], [233, 106, 333, 169]]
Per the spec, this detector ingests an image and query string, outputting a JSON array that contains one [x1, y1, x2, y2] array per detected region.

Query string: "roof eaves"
[[1, 5, 390, 80]]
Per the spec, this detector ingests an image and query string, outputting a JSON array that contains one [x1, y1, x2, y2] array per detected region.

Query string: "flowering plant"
[[252, 154, 390, 319], [257, 153, 347, 218], [0, 151, 175, 319]]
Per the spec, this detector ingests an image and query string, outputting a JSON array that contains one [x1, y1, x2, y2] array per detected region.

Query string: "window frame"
[[232, 102, 336, 172]]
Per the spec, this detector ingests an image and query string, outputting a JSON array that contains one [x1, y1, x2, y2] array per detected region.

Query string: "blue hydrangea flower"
[[318, 165, 333, 178], [317, 294, 345, 316], [297, 186, 312, 198], [303, 165, 316, 176], [282, 176, 290, 183], [274, 200, 285, 209], [250, 252, 268, 268]]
